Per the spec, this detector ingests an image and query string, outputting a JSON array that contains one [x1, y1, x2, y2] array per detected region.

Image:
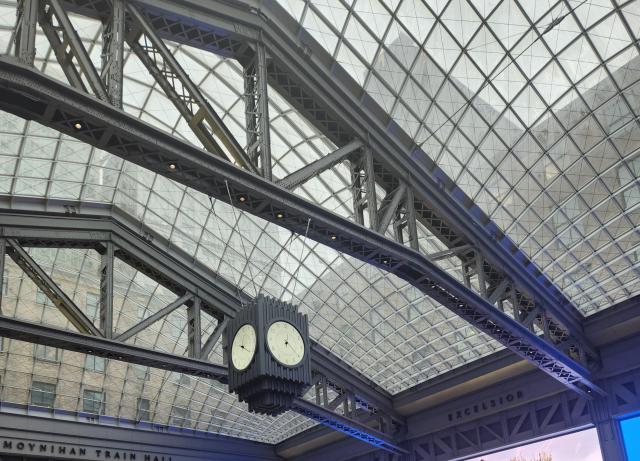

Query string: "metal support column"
[[38, 0, 110, 101], [188, 296, 202, 358], [99, 241, 114, 338], [404, 186, 419, 251], [126, 3, 256, 172], [101, 0, 125, 107], [14, 0, 38, 65], [0, 239, 5, 313], [244, 41, 272, 179], [352, 146, 378, 229], [590, 398, 627, 461]]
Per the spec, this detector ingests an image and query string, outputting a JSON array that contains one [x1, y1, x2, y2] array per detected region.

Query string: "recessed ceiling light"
[[276, 212, 284, 219], [330, 235, 337, 240], [239, 196, 246, 202], [73, 122, 83, 130], [168, 163, 177, 171]]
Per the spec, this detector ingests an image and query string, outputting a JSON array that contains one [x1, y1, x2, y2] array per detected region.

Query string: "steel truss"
[[0, 57, 601, 398], [17, 0, 603, 394], [0, 202, 404, 453]]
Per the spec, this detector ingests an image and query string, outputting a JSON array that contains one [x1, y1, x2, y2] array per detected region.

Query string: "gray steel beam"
[[0, 61, 601, 396], [352, 146, 378, 229], [0, 203, 403, 426], [38, 0, 110, 101], [376, 183, 407, 235], [100, 0, 125, 107], [201, 316, 228, 360], [54, 0, 590, 374], [99, 240, 114, 338], [277, 139, 363, 190], [0, 312, 402, 454], [115, 293, 193, 342], [0, 238, 5, 313], [0, 315, 228, 380], [14, 0, 38, 65], [187, 296, 202, 358], [402, 186, 418, 251], [5, 238, 101, 336], [291, 399, 406, 456], [126, 3, 257, 172], [244, 42, 273, 179]]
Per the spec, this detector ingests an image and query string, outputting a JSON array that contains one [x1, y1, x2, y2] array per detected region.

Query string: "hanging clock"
[[226, 295, 311, 415]]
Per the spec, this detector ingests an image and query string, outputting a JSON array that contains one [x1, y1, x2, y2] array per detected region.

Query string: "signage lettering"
[[0, 438, 172, 461], [447, 390, 524, 422]]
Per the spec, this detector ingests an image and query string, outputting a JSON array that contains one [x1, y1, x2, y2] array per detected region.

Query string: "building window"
[[35, 289, 53, 306], [133, 364, 150, 381], [35, 344, 58, 362], [137, 398, 150, 421], [619, 157, 640, 210], [83, 389, 105, 414], [0, 337, 4, 352], [31, 381, 56, 408], [85, 355, 106, 373], [86, 292, 99, 319], [170, 406, 189, 426]]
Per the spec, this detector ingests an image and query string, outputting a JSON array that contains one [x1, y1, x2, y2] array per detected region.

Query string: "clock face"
[[266, 321, 305, 367], [231, 324, 257, 371]]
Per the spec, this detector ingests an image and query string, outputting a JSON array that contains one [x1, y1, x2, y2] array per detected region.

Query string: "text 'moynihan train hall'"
[[0, 0, 639, 460]]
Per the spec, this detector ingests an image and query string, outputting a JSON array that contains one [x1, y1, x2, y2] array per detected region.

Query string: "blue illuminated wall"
[[621, 415, 640, 461]]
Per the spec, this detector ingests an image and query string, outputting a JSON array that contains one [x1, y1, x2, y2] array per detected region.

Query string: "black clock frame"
[[226, 295, 312, 415]]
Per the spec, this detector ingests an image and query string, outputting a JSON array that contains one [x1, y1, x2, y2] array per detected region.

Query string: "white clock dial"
[[231, 324, 256, 371], [266, 321, 305, 367]]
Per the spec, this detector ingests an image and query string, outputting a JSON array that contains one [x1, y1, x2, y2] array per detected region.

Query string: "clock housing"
[[226, 295, 311, 415]]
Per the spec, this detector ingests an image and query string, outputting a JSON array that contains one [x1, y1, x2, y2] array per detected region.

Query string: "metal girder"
[[376, 183, 407, 235], [51, 1, 591, 379], [244, 40, 272, 180], [4, 237, 102, 336], [0, 203, 403, 447], [115, 293, 193, 342], [277, 139, 364, 190], [125, 3, 257, 173], [187, 296, 202, 358], [292, 399, 406, 456], [38, 0, 110, 101], [100, 0, 125, 107], [0, 315, 228, 380], [351, 146, 378, 229], [0, 61, 601, 397], [0, 238, 5, 313], [14, 0, 38, 65], [0, 313, 403, 454], [99, 240, 114, 338], [201, 317, 228, 360]]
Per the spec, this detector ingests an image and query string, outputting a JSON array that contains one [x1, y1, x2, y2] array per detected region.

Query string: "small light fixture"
[[382, 259, 389, 264], [238, 196, 246, 203], [168, 163, 177, 171], [73, 122, 83, 130], [330, 235, 337, 240], [276, 212, 284, 219]]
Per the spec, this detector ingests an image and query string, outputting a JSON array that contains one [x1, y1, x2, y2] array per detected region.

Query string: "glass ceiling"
[[0, 0, 638, 445]]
